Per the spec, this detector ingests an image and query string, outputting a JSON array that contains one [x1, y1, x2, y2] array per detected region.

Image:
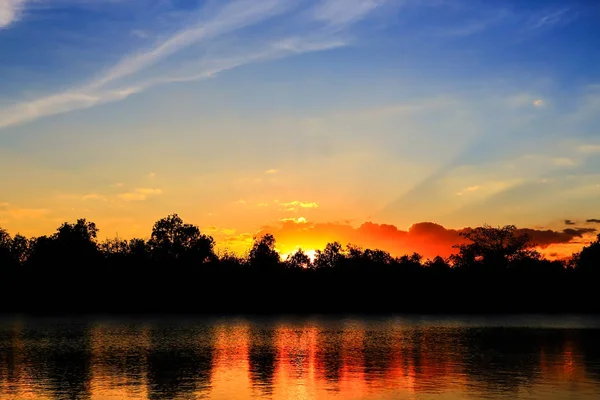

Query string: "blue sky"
[[0, 0, 599, 254]]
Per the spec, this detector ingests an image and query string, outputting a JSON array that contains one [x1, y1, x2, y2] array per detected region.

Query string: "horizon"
[[1, 213, 598, 261], [1, 0, 600, 261]]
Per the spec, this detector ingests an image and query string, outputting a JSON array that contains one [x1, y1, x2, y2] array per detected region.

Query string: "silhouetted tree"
[[344, 245, 393, 271], [574, 234, 600, 274], [397, 252, 423, 272], [10, 234, 30, 264], [100, 237, 129, 259], [217, 249, 246, 271], [0, 227, 14, 267], [450, 225, 539, 270], [148, 214, 215, 264], [285, 248, 312, 269], [314, 242, 344, 269], [425, 255, 451, 271], [28, 219, 101, 269], [364, 248, 393, 266], [248, 234, 280, 271], [1, 217, 599, 314]]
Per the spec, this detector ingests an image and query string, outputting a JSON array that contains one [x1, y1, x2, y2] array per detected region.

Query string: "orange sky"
[[1, 202, 597, 260], [212, 218, 597, 261]]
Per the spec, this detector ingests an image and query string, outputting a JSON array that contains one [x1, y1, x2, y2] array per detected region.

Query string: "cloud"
[[135, 188, 162, 195], [90, 0, 292, 89], [528, 8, 573, 30], [564, 219, 576, 225], [586, 219, 600, 224], [456, 185, 480, 196], [75, 193, 108, 201], [562, 228, 597, 237], [281, 217, 308, 224], [313, 0, 385, 28], [265, 169, 278, 174], [533, 99, 544, 107], [0, 207, 50, 220], [0, 88, 137, 130], [578, 144, 600, 153], [428, 8, 512, 38], [0, 0, 380, 130], [521, 228, 597, 248], [118, 188, 162, 201], [281, 200, 319, 211], [552, 157, 576, 167], [221, 232, 254, 249], [0, 0, 27, 29]]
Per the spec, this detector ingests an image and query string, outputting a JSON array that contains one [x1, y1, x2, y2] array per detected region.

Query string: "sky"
[[0, 0, 599, 259]]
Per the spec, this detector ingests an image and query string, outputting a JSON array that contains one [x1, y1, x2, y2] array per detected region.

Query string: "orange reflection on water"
[[1, 318, 600, 400], [210, 320, 251, 399], [273, 323, 319, 399], [89, 323, 151, 400]]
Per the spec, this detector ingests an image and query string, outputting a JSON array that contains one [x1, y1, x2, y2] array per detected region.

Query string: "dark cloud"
[[520, 228, 597, 248], [563, 228, 597, 236], [564, 219, 576, 225], [586, 219, 600, 224]]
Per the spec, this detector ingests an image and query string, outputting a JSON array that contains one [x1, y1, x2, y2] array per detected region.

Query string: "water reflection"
[[21, 321, 92, 400], [0, 316, 600, 399]]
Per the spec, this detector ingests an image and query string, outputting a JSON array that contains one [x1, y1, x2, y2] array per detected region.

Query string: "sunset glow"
[[0, 0, 599, 261]]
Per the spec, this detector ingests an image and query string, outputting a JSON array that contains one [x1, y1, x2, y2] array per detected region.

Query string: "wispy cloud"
[[313, 0, 384, 28], [281, 217, 308, 224], [118, 188, 163, 201], [0, 0, 383, 130], [281, 200, 319, 211], [81, 193, 107, 201], [431, 9, 512, 38], [528, 8, 573, 30], [0, 205, 50, 220], [89, 0, 292, 89], [0, 0, 27, 29], [578, 144, 600, 153], [456, 185, 480, 196]]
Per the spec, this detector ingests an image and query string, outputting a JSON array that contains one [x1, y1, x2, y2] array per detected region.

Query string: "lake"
[[1, 315, 600, 399]]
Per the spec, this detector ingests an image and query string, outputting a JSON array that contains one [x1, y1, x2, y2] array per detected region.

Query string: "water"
[[1, 315, 600, 400]]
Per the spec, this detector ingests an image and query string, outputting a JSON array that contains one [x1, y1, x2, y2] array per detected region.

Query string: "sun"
[[279, 247, 318, 263], [304, 249, 317, 263]]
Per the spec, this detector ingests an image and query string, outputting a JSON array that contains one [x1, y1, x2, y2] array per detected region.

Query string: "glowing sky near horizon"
[[0, 0, 599, 257]]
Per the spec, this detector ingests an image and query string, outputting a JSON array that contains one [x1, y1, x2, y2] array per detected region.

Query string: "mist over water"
[[1, 315, 600, 400]]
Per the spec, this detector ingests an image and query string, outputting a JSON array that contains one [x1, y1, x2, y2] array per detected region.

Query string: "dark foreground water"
[[1, 316, 600, 400]]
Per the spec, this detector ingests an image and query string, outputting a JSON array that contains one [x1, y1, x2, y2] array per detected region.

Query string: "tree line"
[[0, 214, 599, 314]]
